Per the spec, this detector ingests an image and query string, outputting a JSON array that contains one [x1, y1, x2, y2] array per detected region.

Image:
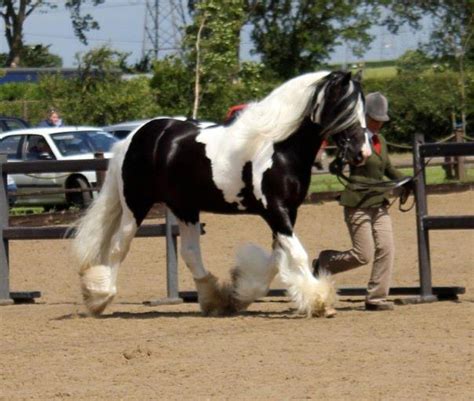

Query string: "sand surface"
[[1, 191, 473, 400]]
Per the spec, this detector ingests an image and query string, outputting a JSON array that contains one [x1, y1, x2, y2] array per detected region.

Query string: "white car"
[[0, 126, 118, 208], [102, 116, 216, 139], [102, 119, 151, 140]]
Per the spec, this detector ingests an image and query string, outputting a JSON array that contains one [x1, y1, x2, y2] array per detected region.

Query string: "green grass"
[[9, 206, 44, 216], [360, 66, 397, 79], [346, 66, 397, 79], [309, 166, 474, 194]]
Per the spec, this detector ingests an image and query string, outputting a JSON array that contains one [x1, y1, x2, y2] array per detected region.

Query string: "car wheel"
[[67, 177, 93, 208]]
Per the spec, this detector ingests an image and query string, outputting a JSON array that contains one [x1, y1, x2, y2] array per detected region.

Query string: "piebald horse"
[[72, 70, 371, 318]]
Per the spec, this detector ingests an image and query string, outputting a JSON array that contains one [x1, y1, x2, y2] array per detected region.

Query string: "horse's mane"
[[228, 71, 331, 142]]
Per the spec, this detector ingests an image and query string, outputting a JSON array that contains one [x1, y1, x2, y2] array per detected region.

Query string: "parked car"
[[0, 127, 118, 208], [0, 115, 30, 133], [102, 119, 150, 139], [102, 116, 216, 139]]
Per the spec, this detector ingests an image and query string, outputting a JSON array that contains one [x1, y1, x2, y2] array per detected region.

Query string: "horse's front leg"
[[267, 208, 337, 318], [178, 220, 245, 316]]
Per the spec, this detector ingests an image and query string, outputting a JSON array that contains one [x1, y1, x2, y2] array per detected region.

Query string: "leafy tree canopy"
[[0, 0, 104, 67], [245, 0, 374, 79], [183, 0, 246, 118], [379, 0, 473, 64]]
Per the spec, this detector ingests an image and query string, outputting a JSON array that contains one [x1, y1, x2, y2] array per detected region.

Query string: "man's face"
[[366, 116, 384, 133]]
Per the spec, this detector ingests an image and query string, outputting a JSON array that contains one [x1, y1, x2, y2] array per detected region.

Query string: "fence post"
[[94, 152, 106, 190], [455, 128, 465, 181], [0, 155, 13, 304], [413, 133, 435, 301]]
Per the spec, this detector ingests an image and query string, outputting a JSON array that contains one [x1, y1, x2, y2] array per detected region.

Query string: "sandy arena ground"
[[1, 191, 473, 400]]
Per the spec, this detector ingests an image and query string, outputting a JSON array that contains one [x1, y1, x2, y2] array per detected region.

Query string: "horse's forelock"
[[315, 75, 365, 136]]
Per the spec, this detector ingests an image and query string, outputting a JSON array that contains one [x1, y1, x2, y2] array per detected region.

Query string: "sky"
[[0, 0, 433, 68]]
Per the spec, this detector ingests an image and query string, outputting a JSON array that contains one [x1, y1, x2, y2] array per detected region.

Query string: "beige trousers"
[[319, 206, 394, 303]]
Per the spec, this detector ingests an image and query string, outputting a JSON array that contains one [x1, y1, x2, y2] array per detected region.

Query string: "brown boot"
[[365, 301, 394, 311]]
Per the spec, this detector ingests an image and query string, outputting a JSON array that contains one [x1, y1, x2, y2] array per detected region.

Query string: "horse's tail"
[[72, 141, 126, 273]]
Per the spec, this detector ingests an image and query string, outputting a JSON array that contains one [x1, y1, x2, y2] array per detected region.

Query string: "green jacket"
[[339, 133, 404, 208]]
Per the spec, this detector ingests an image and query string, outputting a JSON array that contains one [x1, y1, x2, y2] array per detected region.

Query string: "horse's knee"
[[275, 234, 308, 266], [180, 244, 200, 267]]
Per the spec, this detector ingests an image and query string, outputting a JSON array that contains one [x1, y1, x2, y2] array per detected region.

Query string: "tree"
[[149, 56, 194, 116], [380, 0, 473, 133], [395, 49, 432, 74], [36, 45, 159, 125], [380, 1, 472, 58], [0, 0, 104, 67], [245, 0, 374, 79], [19, 44, 62, 67], [184, 0, 246, 119]]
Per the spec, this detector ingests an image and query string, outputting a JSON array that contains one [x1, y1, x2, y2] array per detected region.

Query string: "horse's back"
[[121, 118, 199, 222]]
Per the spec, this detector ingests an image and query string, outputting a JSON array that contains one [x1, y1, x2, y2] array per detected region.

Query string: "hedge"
[[0, 67, 471, 143]]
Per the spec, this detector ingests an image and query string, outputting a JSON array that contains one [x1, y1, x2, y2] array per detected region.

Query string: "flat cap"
[[365, 92, 389, 122]]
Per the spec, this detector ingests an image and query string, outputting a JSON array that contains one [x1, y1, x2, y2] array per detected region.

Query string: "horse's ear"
[[353, 70, 363, 82], [340, 71, 352, 86]]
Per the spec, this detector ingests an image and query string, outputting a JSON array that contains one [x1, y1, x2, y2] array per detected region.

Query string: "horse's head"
[[310, 71, 371, 165]]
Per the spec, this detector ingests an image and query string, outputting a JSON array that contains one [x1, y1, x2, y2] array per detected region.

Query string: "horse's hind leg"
[[231, 244, 278, 308], [178, 220, 243, 316], [81, 207, 137, 315]]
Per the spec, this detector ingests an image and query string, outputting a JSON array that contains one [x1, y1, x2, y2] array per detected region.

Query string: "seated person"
[[27, 137, 54, 160]]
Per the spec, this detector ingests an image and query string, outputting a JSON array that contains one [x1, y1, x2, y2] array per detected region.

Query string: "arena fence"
[[408, 133, 473, 303], [0, 134, 472, 307], [0, 155, 184, 305], [181, 133, 471, 304]]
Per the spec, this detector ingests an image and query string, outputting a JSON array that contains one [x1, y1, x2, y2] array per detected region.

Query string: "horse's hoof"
[[80, 265, 115, 316], [324, 307, 337, 318], [194, 273, 242, 317], [81, 285, 115, 316]]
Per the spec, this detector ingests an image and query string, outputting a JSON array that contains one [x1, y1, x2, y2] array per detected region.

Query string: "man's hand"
[[329, 158, 344, 175], [400, 178, 415, 205]]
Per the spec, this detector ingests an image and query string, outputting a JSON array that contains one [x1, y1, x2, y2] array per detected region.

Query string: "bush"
[[363, 70, 473, 145], [0, 60, 470, 138]]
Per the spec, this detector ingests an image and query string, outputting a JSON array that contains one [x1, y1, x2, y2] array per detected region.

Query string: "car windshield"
[[51, 131, 117, 156]]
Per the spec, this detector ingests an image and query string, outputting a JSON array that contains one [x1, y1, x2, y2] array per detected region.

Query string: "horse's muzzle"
[[353, 143, 372, 166]]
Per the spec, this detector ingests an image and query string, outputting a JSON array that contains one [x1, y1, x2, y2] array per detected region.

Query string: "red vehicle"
[[224, 104, 247, 123]]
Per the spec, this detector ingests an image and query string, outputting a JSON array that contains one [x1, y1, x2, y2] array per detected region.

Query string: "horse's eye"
[[335, 136, 349, 147]]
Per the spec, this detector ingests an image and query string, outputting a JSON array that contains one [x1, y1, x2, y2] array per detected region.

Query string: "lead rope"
[[332, 153, 434, 213]]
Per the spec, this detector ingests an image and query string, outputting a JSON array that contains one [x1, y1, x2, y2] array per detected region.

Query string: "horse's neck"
[[281, 119, 324, 168]]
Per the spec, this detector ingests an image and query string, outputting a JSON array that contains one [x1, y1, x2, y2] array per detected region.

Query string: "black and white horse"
[[72, 70, 371, 318]]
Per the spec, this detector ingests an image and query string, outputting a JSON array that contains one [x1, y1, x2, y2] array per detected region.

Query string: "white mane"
[[228, 71, 331, 143], [196, 71, 332, 209]]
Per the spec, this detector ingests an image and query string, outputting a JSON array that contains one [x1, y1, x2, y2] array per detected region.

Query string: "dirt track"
[[1, 191, 473, 400]]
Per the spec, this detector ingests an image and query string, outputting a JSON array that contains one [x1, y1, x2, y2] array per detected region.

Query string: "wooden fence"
[[1, 134, 473, 306], [409, 133, 474, 303], [0, 156, 183, 305]]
